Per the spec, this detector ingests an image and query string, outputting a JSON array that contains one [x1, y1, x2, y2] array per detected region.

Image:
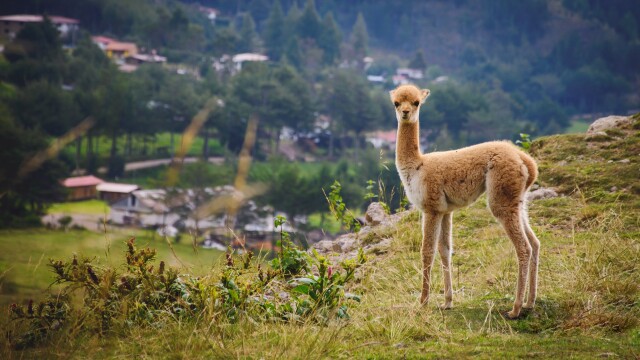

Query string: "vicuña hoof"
[[439, 303, 453, 310], [502, 310, 521, 320]]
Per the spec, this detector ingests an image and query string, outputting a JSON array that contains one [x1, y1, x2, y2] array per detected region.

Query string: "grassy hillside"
[[1, 117, 639, 358]]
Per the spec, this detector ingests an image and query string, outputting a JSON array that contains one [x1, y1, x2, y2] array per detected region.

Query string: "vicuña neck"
[[396, 120, 422, 165]]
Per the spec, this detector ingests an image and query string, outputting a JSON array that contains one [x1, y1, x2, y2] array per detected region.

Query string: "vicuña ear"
[[388, 89, 395, 100], [421, 89, 431, 102]]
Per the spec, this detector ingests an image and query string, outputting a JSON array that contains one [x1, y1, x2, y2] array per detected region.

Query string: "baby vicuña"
[[390, 84, 540, 319]]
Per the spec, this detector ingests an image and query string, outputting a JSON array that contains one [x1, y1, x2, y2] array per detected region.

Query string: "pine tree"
[[238, 13, 259, 53], [298, 0, 322, 40], [351, 12, 369, 69], [265, 0, 286, 60], [285, 1, 301, 37], [319, 11, 342, 65], [408, 49, 427, 71], [284, 36, 302, 69]]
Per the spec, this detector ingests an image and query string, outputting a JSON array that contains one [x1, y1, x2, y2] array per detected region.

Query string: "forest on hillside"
[[0, 0, 638, 225]]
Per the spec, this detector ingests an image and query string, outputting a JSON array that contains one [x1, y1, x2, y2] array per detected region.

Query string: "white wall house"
[[110, 190, 179, 227]]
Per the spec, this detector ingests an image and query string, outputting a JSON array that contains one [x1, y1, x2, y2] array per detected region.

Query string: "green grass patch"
[[63, 132, 224, 163], [0, 228, 223, 307], [565, 119, 590, 134], [306, 212, 342, 234], [48, 200, 110, 215]]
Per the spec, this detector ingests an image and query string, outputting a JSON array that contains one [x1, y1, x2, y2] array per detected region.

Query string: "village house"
[[109, 189, 178, 227], [62, 175, 104, 201], [0, 14, 79, 41], [125, 51, 167, 66], [92, 36, 138, 62], [197, 6, 220, 25], [231, 53, 268, 72], [92, 36, 168, 72], [366, 129, 397, 150], [393, 67, 424, 86], [96, 182, 140, 204]]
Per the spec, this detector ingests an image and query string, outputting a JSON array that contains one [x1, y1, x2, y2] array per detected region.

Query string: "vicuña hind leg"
[[522, 216, 540, 309], [495, 209, 532, 319], [420, 212, 443, 306], [438, 212, 453, 309]]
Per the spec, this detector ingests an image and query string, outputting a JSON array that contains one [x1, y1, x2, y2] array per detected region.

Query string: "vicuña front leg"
[[438, 212, 453, 309], [420, 212, 442, 306]]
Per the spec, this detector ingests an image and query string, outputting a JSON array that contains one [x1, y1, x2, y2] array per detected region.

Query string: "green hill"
[[1, 116, 639, 358]]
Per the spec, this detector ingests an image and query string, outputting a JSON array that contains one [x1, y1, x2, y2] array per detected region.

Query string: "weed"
[[325, 180, 361, 232], [271, 215, 310, 278]]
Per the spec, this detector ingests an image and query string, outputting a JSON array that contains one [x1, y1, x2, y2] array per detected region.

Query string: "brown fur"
[[390, 84, 540, 319]]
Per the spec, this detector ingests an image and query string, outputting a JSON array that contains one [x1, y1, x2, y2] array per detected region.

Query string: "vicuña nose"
[[402, 110, 409, 115]]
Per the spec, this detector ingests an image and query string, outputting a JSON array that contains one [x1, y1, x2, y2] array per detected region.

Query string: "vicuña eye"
[[413, 101, 420, 106], [394, 102, 400, 107]]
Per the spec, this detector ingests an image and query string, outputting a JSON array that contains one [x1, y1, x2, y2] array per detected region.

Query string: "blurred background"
[[0, 0, 638, 248]]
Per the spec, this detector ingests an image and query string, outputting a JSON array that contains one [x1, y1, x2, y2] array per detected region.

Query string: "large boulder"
[[586, 115, 631, 135]]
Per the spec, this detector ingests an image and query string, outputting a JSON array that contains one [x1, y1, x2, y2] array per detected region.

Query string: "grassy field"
[[0, 228, 223, 307], [63, 132, 224, 162], [1, 115, 638, 358], [48, 200, 110, 215]]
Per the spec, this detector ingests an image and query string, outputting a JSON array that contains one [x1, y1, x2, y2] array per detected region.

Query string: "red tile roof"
[[62, 175, 104, 188], [91, 35, 118, 45]]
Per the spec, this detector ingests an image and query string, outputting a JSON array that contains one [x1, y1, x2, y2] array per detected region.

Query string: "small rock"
[[339, 236, 358, 252], [619, 158, 630, 164], [610, 186, 618, 192], [527, 187, 558, 202], [586, 115, 631, 134], [313, 240, 338, 253], [365, 202, 388, 226], [364, 238, 392, 255], [557, 160, 568, 166]]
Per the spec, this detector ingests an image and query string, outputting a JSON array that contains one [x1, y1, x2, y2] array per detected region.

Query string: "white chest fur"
[[398, 165, 427, 211]]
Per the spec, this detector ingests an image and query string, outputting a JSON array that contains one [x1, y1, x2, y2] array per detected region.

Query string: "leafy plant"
[[516, 133, 532, 151], [325, 180, 361, 232], [289, 248, 367, 320], [364, 179, 378, 202], [271, 215, 310, 278]]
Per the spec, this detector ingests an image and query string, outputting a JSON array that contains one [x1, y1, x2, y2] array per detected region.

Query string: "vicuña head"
[[389, 84, 430, 123]]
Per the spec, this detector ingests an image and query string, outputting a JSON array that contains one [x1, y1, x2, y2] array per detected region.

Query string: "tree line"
[[0, 0, 638, 227]]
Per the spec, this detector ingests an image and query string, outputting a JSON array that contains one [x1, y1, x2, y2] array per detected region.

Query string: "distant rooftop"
[[96, 182, 139, 194], [0, 14, 79, 24], [62, 175, 104, 188], [232, 53, 268, 63]]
